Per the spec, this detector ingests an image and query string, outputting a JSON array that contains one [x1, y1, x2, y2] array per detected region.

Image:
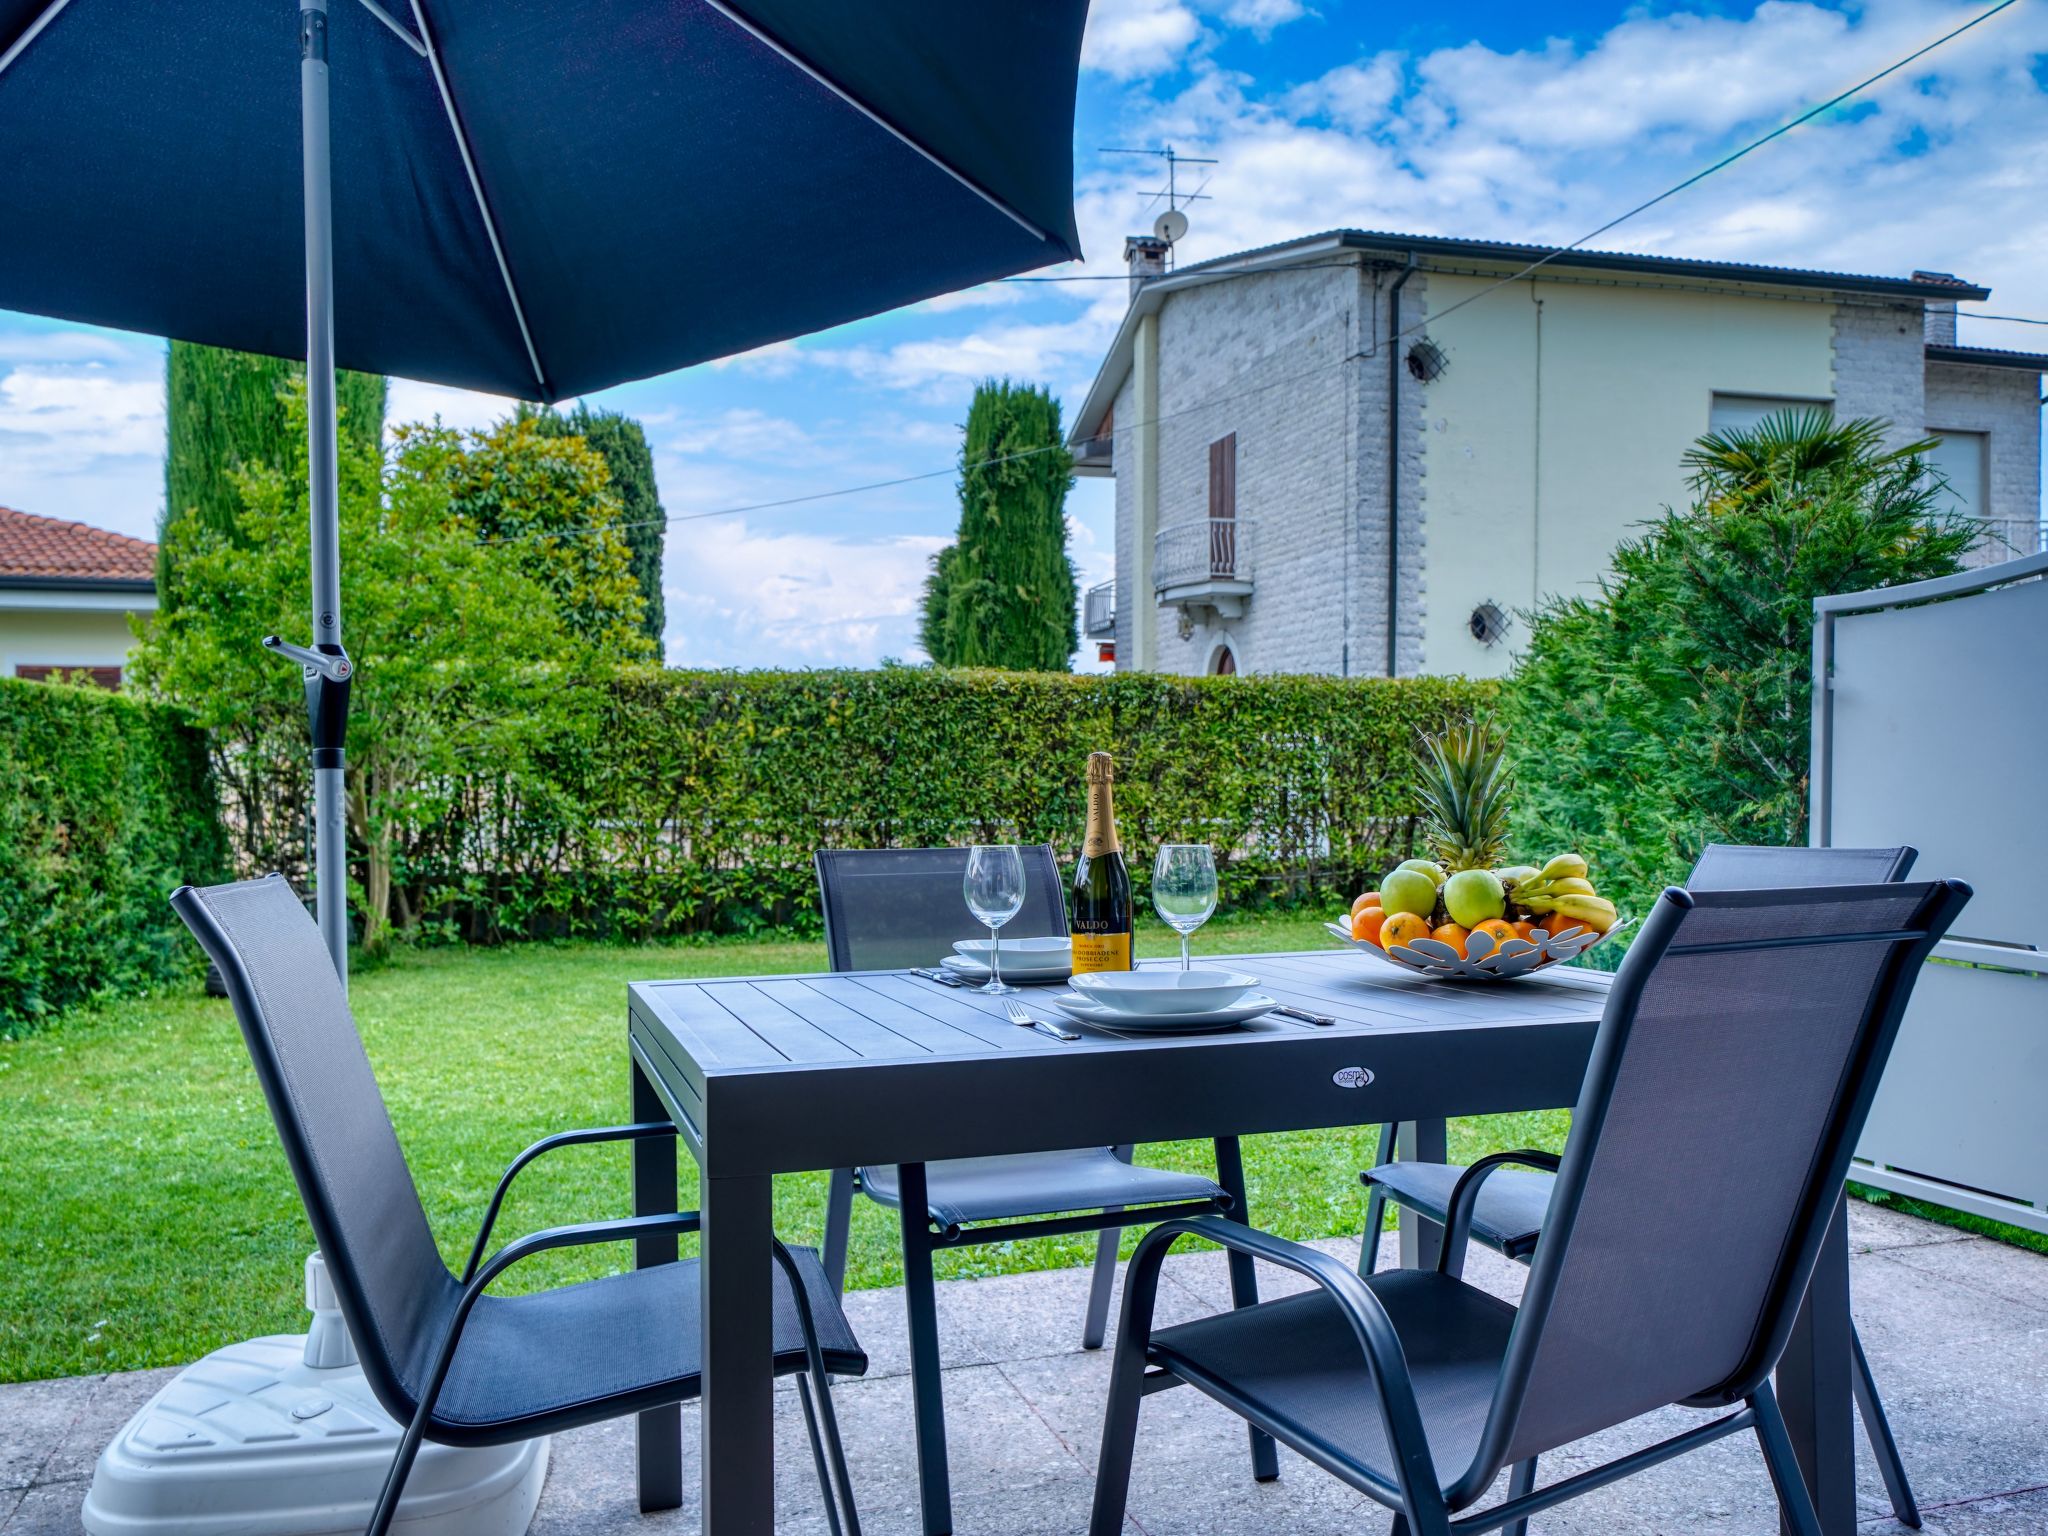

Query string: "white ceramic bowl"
[[952, 936, 1073, 968], [1067, 967, 1259, 1017]]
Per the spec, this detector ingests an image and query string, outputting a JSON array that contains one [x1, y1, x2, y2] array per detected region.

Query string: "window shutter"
[[1209, 433, 1236, 520]]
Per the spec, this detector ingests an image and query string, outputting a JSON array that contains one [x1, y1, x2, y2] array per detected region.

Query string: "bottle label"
[[1082, 779, 1120, 857], [1071, 931, 1132, 973]]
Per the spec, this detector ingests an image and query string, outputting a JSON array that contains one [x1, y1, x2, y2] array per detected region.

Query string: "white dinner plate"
[[939, 953, 1073, 983], [1066, 966, 1260, 1016], [953, 935, 1073, 965], [1045, 991, 1281, 1033]]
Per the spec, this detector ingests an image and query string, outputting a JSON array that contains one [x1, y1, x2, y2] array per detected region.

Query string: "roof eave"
[[1925, 344, 2048, 373]]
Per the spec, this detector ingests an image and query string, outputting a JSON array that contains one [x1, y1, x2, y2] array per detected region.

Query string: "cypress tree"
[[161, 343, 385, 603], [923, 380, 1077, 670], [521, 403, 667, 646]]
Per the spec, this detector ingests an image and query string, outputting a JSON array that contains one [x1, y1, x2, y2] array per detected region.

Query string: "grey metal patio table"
[[625, 950, 1866, 1536]]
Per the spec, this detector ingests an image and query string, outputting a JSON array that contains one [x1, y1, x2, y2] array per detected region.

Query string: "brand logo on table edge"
[[1331, 1066, 1375, 1088]]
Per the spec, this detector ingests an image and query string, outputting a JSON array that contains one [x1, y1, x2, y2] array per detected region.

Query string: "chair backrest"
[[170, 876, 455, 1418], [1688, 843, 1915, 891], [1472, 877, 1969, 1489], [814, 845, 1070, 973]]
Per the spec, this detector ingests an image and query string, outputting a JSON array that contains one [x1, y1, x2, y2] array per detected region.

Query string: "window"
[[15, 664, 121, 689], [1926, 430, 1986, 519], [1210, 644, 1237, 676], [1207, 433, 1237, 575], [1709, 394, 1831, 435]]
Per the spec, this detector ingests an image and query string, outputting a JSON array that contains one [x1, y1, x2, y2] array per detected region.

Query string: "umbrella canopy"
[[0, 0, 1090, 987], [0, 0, 1086, 401]]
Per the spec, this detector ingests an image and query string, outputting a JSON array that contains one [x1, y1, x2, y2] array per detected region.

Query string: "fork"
[[1004, 999, 1080, 1042]]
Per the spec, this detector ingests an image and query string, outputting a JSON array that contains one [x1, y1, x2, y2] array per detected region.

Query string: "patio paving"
[[5, 1203, 2044, 1534]]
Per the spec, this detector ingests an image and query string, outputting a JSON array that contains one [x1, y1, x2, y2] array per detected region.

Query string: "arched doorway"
[[1210, 644, 1237, 676]]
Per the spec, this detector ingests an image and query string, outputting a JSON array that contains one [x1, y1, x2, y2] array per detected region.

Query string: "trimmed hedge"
[[400, 668, 1494, 941], [0, 678, 229, 1032]]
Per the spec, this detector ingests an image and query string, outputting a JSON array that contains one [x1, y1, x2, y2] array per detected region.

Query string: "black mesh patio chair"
[[1357, 844, 1924, 1531], [814, 847, 1250, 1517], [1090, 877, 1970, 1536], [172, 875, 867, 1536]]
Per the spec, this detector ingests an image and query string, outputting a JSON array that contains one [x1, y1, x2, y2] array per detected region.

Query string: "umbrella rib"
[[701, 0, 1061, 250], [407, 0, 551, 398], [355, 0, 427, 58], [0, 0, 78, 79]]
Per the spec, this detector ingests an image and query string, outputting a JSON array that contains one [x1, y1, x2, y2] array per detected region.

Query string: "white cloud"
[[1083, 0, 1202, 79], [0, 365, 164, 469], [662, 519, 946, 666], [665, 408, 819, 462], [1216, 0, 1307, 35], [384, 378, 545, 436]]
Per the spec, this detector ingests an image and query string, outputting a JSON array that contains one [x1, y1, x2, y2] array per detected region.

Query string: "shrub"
[[0, 679, 229, 1032], [1503, 411, 1975, 926]]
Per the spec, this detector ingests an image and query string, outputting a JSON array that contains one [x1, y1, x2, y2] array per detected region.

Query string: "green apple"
[[1380, 867, 1439, 917], [1397, 857, 1447, 886], [1444, 868, 1507, 928]]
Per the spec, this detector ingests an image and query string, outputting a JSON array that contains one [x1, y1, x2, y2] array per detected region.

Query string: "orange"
[[1349, 891, 1382, 921], [1472, 918, 1518, 953], [1381, 911, 1432, 951], [1350, 907, 1387, 947], [1510, 920, 1538, 944], [1431, 922, 1472, 957]]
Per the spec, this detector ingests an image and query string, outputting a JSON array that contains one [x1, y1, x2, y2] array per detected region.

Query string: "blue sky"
[[3, 0, 2043, 669]]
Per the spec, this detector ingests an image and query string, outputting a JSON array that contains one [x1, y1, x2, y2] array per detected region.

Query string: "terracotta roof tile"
[[0, 507, 157, 585]]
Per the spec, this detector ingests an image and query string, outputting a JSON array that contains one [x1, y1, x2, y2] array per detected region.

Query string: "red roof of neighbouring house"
[[0, 507, 157, 586]]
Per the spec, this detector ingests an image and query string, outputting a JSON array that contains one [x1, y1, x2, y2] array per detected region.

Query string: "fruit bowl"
[[1323, 918, 1625, 982]]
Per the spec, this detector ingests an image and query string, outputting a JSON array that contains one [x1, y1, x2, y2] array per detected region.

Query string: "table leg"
[[1213, 1136, 1279, 1481], [896, 1163, 954, 1535], [1397, 1119, 1448, 1270], [701, 1170, 777, 1536], [1776, 1193, 1857, 1536], [631, 1057, 682, 1513]]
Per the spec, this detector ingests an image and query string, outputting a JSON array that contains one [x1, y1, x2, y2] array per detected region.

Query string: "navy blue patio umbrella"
[[0, 0, 1089, 983]]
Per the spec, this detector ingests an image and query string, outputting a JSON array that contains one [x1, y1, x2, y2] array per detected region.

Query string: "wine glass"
[[1153, 844, 1218, 971], [963, 844, 1026, 994]]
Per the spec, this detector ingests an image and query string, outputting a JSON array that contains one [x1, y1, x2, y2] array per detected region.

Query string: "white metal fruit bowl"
[[1322, 918, 1625, 981]]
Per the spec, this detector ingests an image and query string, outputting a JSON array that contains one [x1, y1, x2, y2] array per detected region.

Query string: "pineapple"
[[1415, 715, 1513, 873]]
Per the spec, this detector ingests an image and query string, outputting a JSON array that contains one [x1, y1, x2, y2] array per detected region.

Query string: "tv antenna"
[[1101, 144, 1217, 224]]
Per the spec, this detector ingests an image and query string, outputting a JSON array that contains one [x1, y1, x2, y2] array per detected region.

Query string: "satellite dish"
[[1153, 208, 1189, 244]]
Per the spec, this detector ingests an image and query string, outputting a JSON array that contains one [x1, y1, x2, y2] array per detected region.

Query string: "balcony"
[[1154, 517, 1254, 619], [1082, 579, 1116, 640]]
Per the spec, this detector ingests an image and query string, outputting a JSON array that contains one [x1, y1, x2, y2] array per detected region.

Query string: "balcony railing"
[[1153, 518, 1255, 619], [1154, 517, 1254, 587], [1083, 580, 1116, 639]]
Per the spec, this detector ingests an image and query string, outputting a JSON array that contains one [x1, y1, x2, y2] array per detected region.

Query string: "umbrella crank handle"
[[262, 634, 352, 684]]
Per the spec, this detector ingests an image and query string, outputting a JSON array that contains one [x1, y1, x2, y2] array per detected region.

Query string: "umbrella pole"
[[299, 0, 352, 987]]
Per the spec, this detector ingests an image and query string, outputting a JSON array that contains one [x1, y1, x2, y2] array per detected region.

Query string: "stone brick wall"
[[1924, 360, 2044, 563], [1108, 260, 1427, 677], [1831, 300, 1928, 450]]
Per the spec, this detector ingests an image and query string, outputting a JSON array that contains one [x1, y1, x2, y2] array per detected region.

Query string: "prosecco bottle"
[[1070, 752, 1134, 973]]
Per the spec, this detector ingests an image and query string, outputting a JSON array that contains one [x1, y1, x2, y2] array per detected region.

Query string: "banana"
[[1550, 895, 1618, 932], [1547, 876, 1597, 897], [1540, 852, 1588, 881]]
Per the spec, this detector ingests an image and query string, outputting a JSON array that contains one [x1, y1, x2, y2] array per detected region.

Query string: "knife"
[[1270, 1003, 1335, 1026], [912, 966, 965, 987]]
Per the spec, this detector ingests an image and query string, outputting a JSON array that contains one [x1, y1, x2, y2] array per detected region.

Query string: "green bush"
[[397, 668, 1494, 941], [0, 679, 230, 1032], [1503, 411, 1974, 929]]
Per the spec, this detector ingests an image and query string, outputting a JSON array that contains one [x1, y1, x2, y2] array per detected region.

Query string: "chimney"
[[1913, 271, 1959, 346], [1124, 235, 1169, 302]]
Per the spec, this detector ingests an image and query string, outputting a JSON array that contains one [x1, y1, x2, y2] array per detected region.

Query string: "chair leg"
[[1082, 1222, 1120, 1350], [1360, 1122, 1397, 1277], [1851, 1322, 1922, 1528], [796, 1375, 845, 1536], [1753, 1381, 1825, 1536], [823, 1167, 856, 1294], [364, 1397, 433, 1536], [896, 1168, 953, 1536], [1502, 1456, 1537, 1536]]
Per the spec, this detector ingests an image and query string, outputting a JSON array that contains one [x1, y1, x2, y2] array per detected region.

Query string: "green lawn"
[[0, 913, 1578, 1384]]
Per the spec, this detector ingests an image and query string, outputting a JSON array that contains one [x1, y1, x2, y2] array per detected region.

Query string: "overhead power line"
[[477, 0, 2023, 551]]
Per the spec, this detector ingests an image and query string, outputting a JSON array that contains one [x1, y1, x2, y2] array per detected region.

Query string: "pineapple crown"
[[1415, 714, 1514, 872]]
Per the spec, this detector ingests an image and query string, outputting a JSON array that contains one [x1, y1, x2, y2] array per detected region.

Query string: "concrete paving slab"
[[4, 1204, 2043, 1535]]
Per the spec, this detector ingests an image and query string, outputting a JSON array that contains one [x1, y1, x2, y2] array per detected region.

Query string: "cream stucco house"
[[0, 507, 158, 688], [1069, 229, 2046, 678]]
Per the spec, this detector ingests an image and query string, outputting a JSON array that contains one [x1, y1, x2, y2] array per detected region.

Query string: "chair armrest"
[[1438, 1150, 1562, 1277], [462, 1121, 679, 1282], [1123, 1216, 1443, 1508]]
